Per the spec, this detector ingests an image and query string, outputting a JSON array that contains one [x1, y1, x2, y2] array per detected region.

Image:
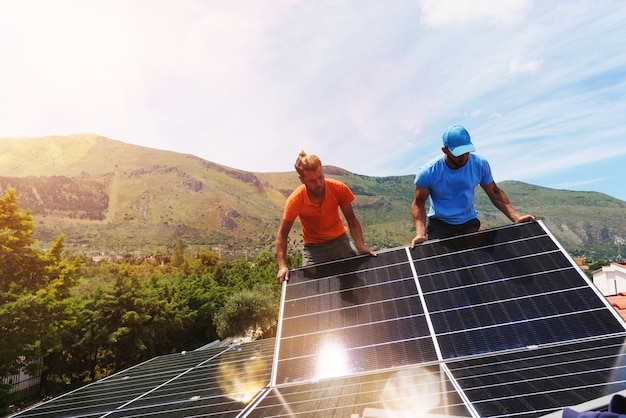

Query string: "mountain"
[[0, 134, 625, 261]]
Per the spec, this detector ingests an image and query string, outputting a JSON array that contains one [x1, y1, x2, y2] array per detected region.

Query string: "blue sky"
[[1, 0, 626, 201]]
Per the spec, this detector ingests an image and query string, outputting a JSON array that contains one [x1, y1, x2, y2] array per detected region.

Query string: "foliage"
[[171, 238, 186, 267], [584, 261, 609, 279], [0, 189, 81, 413], [1, 188, 284, 413], [41, 253, 283, 394], [213, 284, 280, 340], [0, 175, 109, 220]]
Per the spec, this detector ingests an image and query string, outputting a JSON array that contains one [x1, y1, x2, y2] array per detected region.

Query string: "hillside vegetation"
[[0, 134, 625, 261]]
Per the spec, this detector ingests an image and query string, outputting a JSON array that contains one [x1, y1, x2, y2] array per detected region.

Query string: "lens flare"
[[217, 350, 267, 404]]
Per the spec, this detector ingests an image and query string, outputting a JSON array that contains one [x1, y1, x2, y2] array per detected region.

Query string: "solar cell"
[[11, 221, 626, 417]]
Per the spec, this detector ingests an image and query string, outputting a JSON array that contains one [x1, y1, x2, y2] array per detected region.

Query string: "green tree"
[[197, 251, 220, 268], [214, 259, 253, 290], [253, 250, 275, 267], [171, 239, 186, 267], [213, 284, 280, 340], [141, 277, 190, 356], [0, 189, 81, 411], [43, 290, 109, 392], [0, 188, 36, 289], [37, 236, 82, 391], [168, 272, 222, 348], [100, 269, 153, 371]]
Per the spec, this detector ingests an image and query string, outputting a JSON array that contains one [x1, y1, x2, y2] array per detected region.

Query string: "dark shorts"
[[302, 233, 357, 266], [427, 217, 480, 240]]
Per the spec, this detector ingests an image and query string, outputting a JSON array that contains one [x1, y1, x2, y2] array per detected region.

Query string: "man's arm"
[[340, 204, 376, 257], [411, 186, 430, 248], [481, 181, 536, 223], [275, 219, 294, 283]]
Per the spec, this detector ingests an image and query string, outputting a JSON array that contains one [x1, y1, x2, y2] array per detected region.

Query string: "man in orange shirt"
[[275, 151, 376, 283]]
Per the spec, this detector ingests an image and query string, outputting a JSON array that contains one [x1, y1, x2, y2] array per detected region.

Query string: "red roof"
[[606, 293, 626, 321]]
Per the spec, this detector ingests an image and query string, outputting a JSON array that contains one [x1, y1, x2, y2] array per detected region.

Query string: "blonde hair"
[[294, 150, 321, 177]]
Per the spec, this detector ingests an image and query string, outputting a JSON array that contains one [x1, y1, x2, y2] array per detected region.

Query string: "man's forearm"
[[488, 188, 521, 222], [412, 203, 427, 237], [275, 237, 288, 268], [348, 223, 367, 252]]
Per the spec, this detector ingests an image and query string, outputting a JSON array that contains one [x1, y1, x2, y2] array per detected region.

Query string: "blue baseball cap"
[[442, 125, 475, 156]]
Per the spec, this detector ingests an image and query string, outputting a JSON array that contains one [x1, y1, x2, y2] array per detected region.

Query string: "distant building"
[[2, 361, 41, 402], [572, 257, 588, 270], [593, 263, 626, 296]]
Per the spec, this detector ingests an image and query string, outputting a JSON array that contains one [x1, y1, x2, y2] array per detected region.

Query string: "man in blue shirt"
[[411, 125, 536, 247]]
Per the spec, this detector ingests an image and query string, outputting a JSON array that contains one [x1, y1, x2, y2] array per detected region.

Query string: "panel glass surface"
[[411, 222, 626, 358], [250, 364, 472, 417], [446, 335, 626, 418], [275, 248, 437, 384]]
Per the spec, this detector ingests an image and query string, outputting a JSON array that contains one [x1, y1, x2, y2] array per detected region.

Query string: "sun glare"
[[315, 340, 351, 380]]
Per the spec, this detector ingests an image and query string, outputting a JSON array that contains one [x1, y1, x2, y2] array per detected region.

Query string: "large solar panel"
[[12, 221, 626, 417], [251, 221, 626, 417]]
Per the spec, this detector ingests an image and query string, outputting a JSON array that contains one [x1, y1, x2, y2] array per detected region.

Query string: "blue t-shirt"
[[413, 154, 494, 225]]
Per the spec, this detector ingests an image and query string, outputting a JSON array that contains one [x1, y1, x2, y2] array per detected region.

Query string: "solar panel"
[[250, 221, 626, 417], [11, 338, 276, 418], [11, 221, 626, 417], [273, 247, 438, 385]]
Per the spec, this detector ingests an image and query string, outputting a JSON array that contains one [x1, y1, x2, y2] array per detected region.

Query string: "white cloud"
[[550, 178, 610, 191], [509, 55, 542, 74], [419, 0, 532, 28]]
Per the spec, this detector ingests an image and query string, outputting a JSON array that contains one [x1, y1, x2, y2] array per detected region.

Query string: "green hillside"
[[0, 134, 625, 262]]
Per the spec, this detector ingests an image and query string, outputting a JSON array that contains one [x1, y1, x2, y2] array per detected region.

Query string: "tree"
[[214, 259, 252, 290], [197, 251, 220, 268], [171, 239, 186, 267], [213, 284, 280, 340], [49, 289, 110, 386], [168, 272, 222, 348], [0, 188, 46, 405], [0, 188, 36, 290], [98, 268, 153, 371], [0, 189, 81, 411], [253, 250, 275, 267]]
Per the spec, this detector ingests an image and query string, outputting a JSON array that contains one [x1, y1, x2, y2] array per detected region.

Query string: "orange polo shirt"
[[283, 179, 354, 244]]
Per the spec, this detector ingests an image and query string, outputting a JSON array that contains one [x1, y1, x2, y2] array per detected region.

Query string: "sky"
[[1, 0, 626, 201]]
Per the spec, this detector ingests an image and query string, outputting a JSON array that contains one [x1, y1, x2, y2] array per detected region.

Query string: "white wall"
[[593, 263, 626, 296]]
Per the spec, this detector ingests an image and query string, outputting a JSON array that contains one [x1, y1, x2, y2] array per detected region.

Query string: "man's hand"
[[357, 245, 376, 257], [277, 266, 289, 284], [515, 214, 537, 223], [411, 234, 427, 249]]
